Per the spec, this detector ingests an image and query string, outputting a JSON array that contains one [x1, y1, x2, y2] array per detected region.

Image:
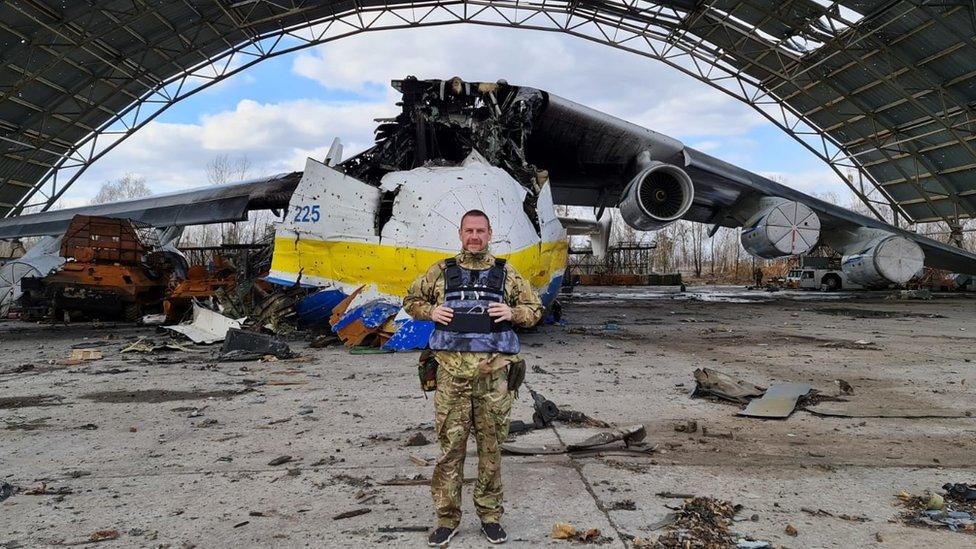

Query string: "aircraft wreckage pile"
[[0, 78, 567, 349]]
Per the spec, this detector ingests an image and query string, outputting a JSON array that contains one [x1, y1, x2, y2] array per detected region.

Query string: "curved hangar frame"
[[1, 1, 974, 233]]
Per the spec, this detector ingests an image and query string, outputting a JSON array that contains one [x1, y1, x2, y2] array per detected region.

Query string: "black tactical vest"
[[427, 257, 521, 354]]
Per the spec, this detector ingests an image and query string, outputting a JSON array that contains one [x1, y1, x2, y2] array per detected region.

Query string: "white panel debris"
[[165, 302, 243, 344]]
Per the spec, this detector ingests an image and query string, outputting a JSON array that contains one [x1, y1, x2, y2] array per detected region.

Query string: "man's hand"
[[488, 302, 513, 323], [431, 305, 454, 325]]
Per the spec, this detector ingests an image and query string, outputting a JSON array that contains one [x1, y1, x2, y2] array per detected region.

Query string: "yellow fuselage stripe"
[[270, 237, 568, 296]]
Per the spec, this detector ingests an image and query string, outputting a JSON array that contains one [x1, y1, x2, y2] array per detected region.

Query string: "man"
[[403, 209, 543, 546]]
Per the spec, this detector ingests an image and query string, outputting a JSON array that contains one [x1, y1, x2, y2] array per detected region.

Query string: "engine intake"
[[841, 234, 924, 287], [740, 199, 820, 258], [619, 162, 694, 231]]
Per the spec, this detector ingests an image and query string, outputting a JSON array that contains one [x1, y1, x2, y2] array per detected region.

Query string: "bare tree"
[[90, 174, 151, 205], [204, 154, 252, 244]]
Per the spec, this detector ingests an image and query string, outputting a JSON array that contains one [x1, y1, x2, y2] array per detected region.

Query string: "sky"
[[60, 25, 857, 209]]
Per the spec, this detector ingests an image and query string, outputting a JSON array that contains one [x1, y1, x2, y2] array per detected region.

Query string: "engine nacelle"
[[841, 234, 924, 287], [740, 198, 820, 258], [618, 162, 694, 231]]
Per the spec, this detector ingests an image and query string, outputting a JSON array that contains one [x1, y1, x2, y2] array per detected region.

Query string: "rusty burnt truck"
[[19, 215, 182, 321]]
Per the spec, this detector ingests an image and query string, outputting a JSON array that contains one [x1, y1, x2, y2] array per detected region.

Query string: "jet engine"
[[618, 162, 694, 231], [740, 198, 820, 258], [841, 234, 924, 287]]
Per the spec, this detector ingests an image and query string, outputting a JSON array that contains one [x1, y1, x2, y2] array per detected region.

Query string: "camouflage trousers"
[[431, 366, 513, 528]]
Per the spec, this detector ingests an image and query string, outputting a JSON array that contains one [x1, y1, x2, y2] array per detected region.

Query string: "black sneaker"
[[427, 526, 458, 547], [481, 522, 508, 544]]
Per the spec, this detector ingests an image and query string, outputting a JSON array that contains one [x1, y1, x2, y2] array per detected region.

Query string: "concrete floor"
[[2, 285, 975, 548]]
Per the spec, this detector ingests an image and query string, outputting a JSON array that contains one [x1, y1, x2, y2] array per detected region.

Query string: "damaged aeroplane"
[[2, 77, 976, 341]]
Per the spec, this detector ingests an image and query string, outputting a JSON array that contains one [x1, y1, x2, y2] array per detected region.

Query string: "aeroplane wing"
[[528, 94, 976, 275], [0, 172, 301, 239]]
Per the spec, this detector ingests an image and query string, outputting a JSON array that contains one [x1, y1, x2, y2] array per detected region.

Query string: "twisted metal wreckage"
[[2, 77, 976, 349]]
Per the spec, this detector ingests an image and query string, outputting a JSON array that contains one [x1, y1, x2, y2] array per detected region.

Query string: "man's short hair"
[[460, 209, 492, 230]]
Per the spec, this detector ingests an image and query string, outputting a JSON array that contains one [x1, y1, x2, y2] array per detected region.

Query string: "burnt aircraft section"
[[340, 77, 549, 234]]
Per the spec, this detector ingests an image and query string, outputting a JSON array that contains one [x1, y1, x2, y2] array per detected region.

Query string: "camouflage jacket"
[[403, 248, 544, 379]]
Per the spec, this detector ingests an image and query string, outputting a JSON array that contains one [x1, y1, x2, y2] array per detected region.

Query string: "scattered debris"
[[0, 482, 15, 502], [23, 483, 72, 496], [309, 333, 340, 348], [739, 383, 812, 419], [899, 289, 932, 300], [819, 339, 879, 350], [551, 523, 576, 540], [673, 420, 698, 433], [834, 379, 854, 395], [692, 368, 765, 404], [898, 489, 976, 533], [220, 328, 293, 361], [120, 337, 196, 354], [89, 530, 120, 543], [784, 524, 798, 536], [656, 492, 696, 499], [404, 432, 429, 447], [607, 499, 636, 511], [267, 455, 292, 466], [333, 508, 371, 520], [649, 497, 768, 548]]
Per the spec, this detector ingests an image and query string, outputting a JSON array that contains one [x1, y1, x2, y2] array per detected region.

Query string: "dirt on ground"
[[2, 285, 975, 548]]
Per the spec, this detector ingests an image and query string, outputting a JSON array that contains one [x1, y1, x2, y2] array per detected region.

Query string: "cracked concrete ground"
[[2, 285, 975, 548]]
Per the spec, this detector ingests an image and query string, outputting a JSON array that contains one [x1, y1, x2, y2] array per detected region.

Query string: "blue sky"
[[64, 26, 854, 207]]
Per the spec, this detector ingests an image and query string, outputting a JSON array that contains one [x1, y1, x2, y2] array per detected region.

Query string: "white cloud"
[[63, 98, 392, 204], [58, 25, 832, 208], [290, 26, 765, 138]]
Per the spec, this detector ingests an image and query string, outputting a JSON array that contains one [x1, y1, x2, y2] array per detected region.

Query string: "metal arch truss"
[[8, 0, 913, 228]]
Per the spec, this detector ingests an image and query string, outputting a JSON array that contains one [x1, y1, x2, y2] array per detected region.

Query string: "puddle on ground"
[[812, 307, 946, 319], [80, 389, 244, 404], [0, 395, 64, 409]]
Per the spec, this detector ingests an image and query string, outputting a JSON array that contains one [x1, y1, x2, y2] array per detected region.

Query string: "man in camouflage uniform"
[[404, 209, 543, 546]]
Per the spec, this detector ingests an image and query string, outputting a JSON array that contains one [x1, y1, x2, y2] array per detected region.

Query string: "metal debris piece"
[[569, 424, 646, 450], [267, 455, 292, 466], [220, 329, 293, 360], [738, 383, 812, 419], [163, 259, 237, 323], [164, 302, 242, 344], [693, 368, 765, 403], [945, 484, 976, 503], [805, 401, 972, 418], [502, 424, 647, 455], [333, 299, 400, 347], [377, 526, 429, 533], [333, 508, 371, 520], [382, 318, 435, 351]]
